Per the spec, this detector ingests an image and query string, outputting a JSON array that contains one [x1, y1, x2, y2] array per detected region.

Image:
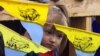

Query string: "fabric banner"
[[0, 24, 49, 53], [55, 24, 100, 53], [0, 0, 100, 55], [0, 0, 49, 25]]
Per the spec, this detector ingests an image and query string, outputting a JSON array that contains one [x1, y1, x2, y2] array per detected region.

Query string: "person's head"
[[41, 6, 69, 52]]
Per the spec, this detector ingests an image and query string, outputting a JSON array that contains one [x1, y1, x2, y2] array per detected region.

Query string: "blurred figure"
[[92, 17, 100, 56]]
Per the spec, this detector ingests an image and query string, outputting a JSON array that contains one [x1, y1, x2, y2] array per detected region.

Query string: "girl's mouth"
[[45, 43, 56, 50]]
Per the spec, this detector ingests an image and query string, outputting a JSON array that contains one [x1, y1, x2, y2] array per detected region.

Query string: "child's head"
[[41, 6, 69, 52], [42, 23, 65, 50], [47, 6, 68, 26]]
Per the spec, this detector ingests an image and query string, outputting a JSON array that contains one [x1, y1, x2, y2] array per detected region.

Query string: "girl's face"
[[41, 23, 64, 50]]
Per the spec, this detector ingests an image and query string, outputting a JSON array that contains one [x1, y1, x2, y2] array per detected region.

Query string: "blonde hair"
[[47, 6, 68, 26], [46, 5, 69, 55]]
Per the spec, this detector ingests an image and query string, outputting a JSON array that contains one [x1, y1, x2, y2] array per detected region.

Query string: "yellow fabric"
[[55, 24, 100, 53], [0, 24, 50, 53], [0, 0, 100, 53], [0, 0, 24, 1], [0, 0, 49, 26]]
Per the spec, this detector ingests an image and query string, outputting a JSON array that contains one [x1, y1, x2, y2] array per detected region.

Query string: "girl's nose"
[[50, 35, 57, 43]]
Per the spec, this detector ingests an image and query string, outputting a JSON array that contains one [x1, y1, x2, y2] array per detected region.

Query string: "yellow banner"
[[55, 24, 100, 53], [0, 24, 50, 53], [0, 0, 49, 26], [0, 0, 100, 53]]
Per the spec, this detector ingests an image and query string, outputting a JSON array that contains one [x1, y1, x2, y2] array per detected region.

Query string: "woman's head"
[[41, 6, 69, 51]]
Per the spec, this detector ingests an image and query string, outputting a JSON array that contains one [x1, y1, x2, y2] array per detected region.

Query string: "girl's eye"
[[47, 30, 52, 34], [56, 32, 65, 39], [57, 34, 63, 39], [44, 29, 53, 35]]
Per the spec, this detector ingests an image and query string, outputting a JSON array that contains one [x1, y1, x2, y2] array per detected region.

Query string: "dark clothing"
[[0, 33, 5, 56], [95, 47, 100, 56], [92, 21, 100, 33], [92, 20, 100, 56], [0, 20, 26, 35], [0, 20, 27, 56]]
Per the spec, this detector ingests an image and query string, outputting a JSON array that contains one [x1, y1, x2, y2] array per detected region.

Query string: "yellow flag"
[[0, 0, 49, 26], [0, 24, 50, 53], [0, 0, 24, 1], [55, 24, 100, 53]]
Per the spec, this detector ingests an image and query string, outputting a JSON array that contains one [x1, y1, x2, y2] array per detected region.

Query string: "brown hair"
[[0, 6, 4, 11]]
